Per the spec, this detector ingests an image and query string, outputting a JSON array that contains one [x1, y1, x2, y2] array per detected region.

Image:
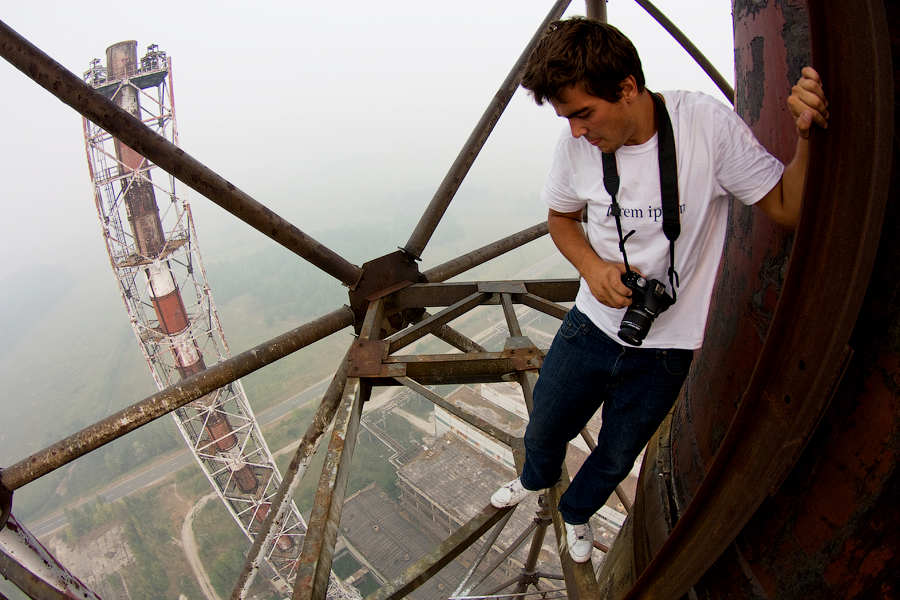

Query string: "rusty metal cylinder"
[[685, 2, 899, 597], [205, 411, 238, 452], [253, 502, 269, 523], [275, 534, 295, 552], [126, 180, 166, 257], [232, 464, 259, 495], [106, 40, 165, 258], [175, 352, 206, 379], [106, 41, 138, 80], [150, 291, 188, 334], [172, 334, 205, 380]]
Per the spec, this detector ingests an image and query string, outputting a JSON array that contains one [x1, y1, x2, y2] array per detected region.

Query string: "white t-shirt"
[[542, 90, 784, 349]]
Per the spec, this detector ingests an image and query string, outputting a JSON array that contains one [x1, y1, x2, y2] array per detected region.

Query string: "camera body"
[[618, 271, 674, 346]]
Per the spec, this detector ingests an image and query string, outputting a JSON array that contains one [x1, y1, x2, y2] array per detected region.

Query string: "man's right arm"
[[548, 208, 634, 308]]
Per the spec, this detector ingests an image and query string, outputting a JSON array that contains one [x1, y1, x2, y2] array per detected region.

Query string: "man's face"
[[549, 80, 640, 153]]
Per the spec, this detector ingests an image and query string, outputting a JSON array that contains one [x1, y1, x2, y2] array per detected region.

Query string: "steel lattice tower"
[[80, 41, 357, 600]]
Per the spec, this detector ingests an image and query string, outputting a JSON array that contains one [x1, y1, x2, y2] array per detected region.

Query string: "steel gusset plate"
[[612, 1, 893, 598]]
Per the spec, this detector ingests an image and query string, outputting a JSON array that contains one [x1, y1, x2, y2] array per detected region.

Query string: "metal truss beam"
[[292, 300, 385, 600], [402, 0, 571, 259], [0, 515, 103, 600], [422, 222, 550, 283], [0, 306, 354, 491], [390, 280, 579, 310], [367, 504, 515, 600], [231, 348, 353, 599], [0, 20, 364, 289]]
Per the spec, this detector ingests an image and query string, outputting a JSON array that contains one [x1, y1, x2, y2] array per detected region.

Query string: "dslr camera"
[[618, 271, 674, 346]]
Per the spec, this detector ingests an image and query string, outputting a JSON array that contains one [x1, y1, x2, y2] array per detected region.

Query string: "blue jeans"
[[520, 305, 693, 524]]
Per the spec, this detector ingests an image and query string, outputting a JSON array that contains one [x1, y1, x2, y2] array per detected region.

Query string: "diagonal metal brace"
[[292, 377, 368, 600], [365, 504, 514, 600]]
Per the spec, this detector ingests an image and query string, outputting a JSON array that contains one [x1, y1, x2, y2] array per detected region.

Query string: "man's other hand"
[[788, 66, 829, 139]]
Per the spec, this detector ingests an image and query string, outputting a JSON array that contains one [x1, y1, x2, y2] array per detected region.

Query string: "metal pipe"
[[517, 371, 539, 415], [387, 292, 491, 354], [517, 497, 553, 588], [482, 575, 526, 597], [0, 480, 10, 531], [468, 521, 539, 595], [292, 299, 380, 600], [231, 349, 351, 600], [386, 351, 524, 386], [0, 549, 75, 600], [0, 515, 103, 600], [0, 21, 364, 288], [586, 0, 608, 22], [501, 293, 523, 338], [403, 0, 570, 259], [420, 311, 488, 354], [633, 0, 735, 104], [450, 510, 516, 597], [533, 572, 566, 581], [291, 376, 367, 600], [368, 505, 514, 600], [395, 376, 516, 448], [392, 279, 578, 311], [422, 223, 549, 283], [0, 306, 354, 491], [516, 293, 570, 321]]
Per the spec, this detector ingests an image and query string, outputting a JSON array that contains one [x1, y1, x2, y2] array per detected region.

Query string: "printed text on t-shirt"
[[607, 204, 687, 222]]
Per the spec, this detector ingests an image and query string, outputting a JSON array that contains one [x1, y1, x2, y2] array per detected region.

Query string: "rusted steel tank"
[[598, 1, 898, 598]]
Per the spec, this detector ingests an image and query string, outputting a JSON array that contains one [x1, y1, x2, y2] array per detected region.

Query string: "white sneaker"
[[490, 477, 535, 508], [564, 521, 593, 563]]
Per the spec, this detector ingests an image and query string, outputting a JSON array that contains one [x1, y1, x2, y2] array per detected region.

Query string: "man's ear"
[[620, 75, 638, 102]]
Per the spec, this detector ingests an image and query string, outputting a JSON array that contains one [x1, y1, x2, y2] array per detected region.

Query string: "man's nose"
[[569, 120, 585, 138]]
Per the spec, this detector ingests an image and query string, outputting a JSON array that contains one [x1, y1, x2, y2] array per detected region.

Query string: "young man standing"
[[490, 17, 829, 563]]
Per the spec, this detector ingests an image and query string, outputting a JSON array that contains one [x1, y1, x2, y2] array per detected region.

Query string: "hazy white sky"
[[0, 0, 735, 280]]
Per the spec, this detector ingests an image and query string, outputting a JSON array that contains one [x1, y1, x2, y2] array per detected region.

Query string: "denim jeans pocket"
[[559, 306, 589, 340], [662, 348, 694, 377]]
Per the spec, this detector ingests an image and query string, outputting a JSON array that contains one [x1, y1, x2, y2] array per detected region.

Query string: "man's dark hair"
[[521, 17, 646, 105]]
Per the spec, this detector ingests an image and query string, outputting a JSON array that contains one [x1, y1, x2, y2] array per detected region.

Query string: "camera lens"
[[618, 306, 653, 346]]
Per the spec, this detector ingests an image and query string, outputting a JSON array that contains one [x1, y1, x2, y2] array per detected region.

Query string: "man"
[[490, 17, 829, 564]]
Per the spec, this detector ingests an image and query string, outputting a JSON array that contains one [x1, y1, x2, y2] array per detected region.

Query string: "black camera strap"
[[602, 91, 680, 302]]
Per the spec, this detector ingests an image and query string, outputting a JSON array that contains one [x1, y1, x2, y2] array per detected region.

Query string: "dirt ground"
[[46, 479, 207, 600]]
